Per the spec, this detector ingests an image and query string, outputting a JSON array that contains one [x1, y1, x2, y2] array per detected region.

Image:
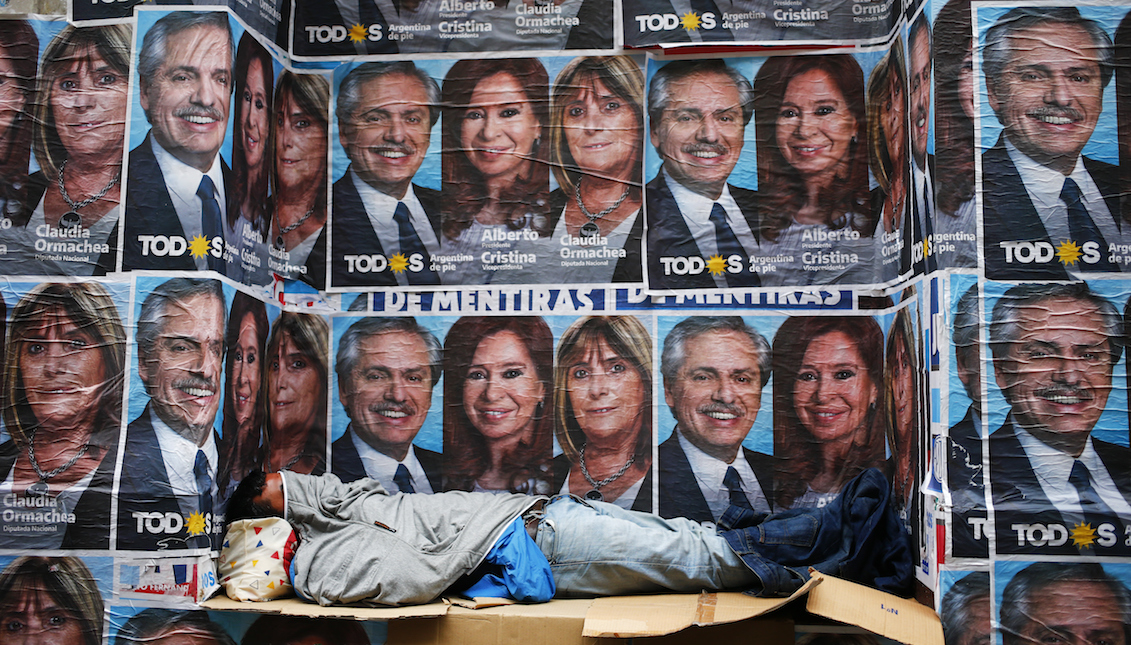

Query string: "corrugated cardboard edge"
[[200, 594, 449, 620], [582, 578, 820, 638], [805, 572, 944, 645]]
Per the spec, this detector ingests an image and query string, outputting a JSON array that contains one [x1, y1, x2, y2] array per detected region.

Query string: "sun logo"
[[389, 253, 410, 274], [1071, 522, 1098, 549], [185, 512, 208, 537], [348, 24, 368, 42], [188, 235, 212, 259], [923, 235, 931, 257], [1055, 240, 1083, 265], [680, 11, 701, 30], [705, 254, 729, 276]]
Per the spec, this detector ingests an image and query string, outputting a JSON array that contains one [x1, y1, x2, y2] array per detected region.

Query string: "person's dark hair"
[[953, 283, 980, 400], [0, 21, 38, 219], [1000, 563, 1131, 645], [241, 616, 369, 645], [442, 316, 554, 494], [984, 7, 1113, 119], [116, 609, 235, 645], [909, 12, 931, 57], [0, 556, 104, 645], [647, 59, 753, 128], [138, 12, 233, 118], [772, 316, 887, 508], [337, 61, 440, 129], [225, 468, 275, 523], [336, 317, 442, 389], [942, 572, 990, 645], [753, 54, 871, 241], [990, 282, 1122, 364], [218, 292, 269, 499], [441, 59, 551, 241], [933, 0, 975, 217], [661, 316, 771, 388], [136, 278, 226, 364], [231, 33, 273, 237]]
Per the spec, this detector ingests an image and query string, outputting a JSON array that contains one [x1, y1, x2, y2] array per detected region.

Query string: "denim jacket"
[[718, 468, 913, 597]]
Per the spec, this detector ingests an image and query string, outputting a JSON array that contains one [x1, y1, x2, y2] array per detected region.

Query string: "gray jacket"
[[283, 472, 540, 606]]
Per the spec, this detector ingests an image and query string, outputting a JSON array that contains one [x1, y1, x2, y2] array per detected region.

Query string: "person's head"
[[115, 609, 235, 645], [231, 33, 273, 223], [885, 308, 919, 485], [442, 317, 553, 492], [932, 0, 976, 216], [942, 572, 991, 645], [336, 317, 441, 461], [0, 20, 38, 211], [648, 59, 752, 201], [273, 72, 330, 199], [136, 278, 226, 445], [225, 468, 281, 522], [753, 54, 869, 237], [137, 12, 233, 173], [241, 616, 369, 645], [3, 283, 126, 449], [661, 317, 770, 463], [441, 59, 550, 239], [0, 556, 104, 645], [773, 316, 886, 503], [908, 13, 932, 169], [1000, 563, 1131, 645], [868, 37, 908, 195], [549, 56, 644, 196], [31, 25, 132, 182], [554, 316, 652, 465], [953, 283, 981, 405], [265, 312, 329, 447], [990, 283, 1121, 455], [223, 292, 268, 433], [983, 7, 1112, 175], [337, 62, 439, 200]]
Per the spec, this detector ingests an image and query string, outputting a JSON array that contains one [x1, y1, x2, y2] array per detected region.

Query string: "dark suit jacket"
[[0, 435, 118, 549], [330, 170, 442, 287], [645, 171, 760, 290], [330, 426, 442, 493], [551, 453, 652, 512], [657, 429, 775, 524], [15, 171, 118, 274], [117, 404, 222, 551], [947, 407, 987, 558], [990, 416, 1131, 555], [982, 136, 1122, 280], [123, 133, 233, 271], [547, 188, 643, 283]]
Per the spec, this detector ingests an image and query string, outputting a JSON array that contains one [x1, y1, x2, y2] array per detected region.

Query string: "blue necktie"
[[723, 466, 753, 511], [708, 203, 759, 287], [1069, 460, 1115, 536], [393, 202, 440, 285], [1062, 178, 1116, 271], [393, 463, 415, 494], [194, 450, 214, 521], [197, 176, 224, 273]]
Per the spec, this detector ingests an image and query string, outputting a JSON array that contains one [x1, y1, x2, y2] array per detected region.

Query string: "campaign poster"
[[993, 561, 1131, 645], [0, 17, 130, 277], [621, 0, 899, 48], [981, 279, 1131, 557], [327, 54, 647, 290], [644, 52, 913, 292], [0, 555, 113, 643], [975, 3, 1129, 280], [937, 569, 991, 645], [0, 278, 129, 550], [291, 0, 614, 60], [121, 8, 330, 291]]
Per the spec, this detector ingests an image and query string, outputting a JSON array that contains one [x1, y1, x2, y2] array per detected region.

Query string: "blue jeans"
[[533, 495, 757, 597]]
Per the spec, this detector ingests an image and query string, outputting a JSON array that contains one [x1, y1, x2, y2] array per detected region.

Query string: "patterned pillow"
[[218, 518, 299, 601]]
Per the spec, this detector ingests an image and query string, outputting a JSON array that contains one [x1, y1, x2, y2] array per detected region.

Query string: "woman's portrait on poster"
[[772, 316, 887, 510], [443, 316, 554, 494], [0, 556, 104, 645], [0, 282, 125, 549], [262, 312, 329, 475], [217, 292, 269, 501], [553, 316, 653, 510], [885, 306, 921, 543], [868, 37, 912, 283], [753, 54, 875, 286], [439, 58, 551, 285]]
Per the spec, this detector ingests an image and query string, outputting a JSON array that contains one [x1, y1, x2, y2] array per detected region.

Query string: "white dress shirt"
[[149, 406, 218, 519], [676, 428, 769, 521], [352, 170, 440, 287], [1014, 423, 1131, 518], [664, 167, 759, 289], [351, 430, 435, 494], [150, 136, 227, 272]]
